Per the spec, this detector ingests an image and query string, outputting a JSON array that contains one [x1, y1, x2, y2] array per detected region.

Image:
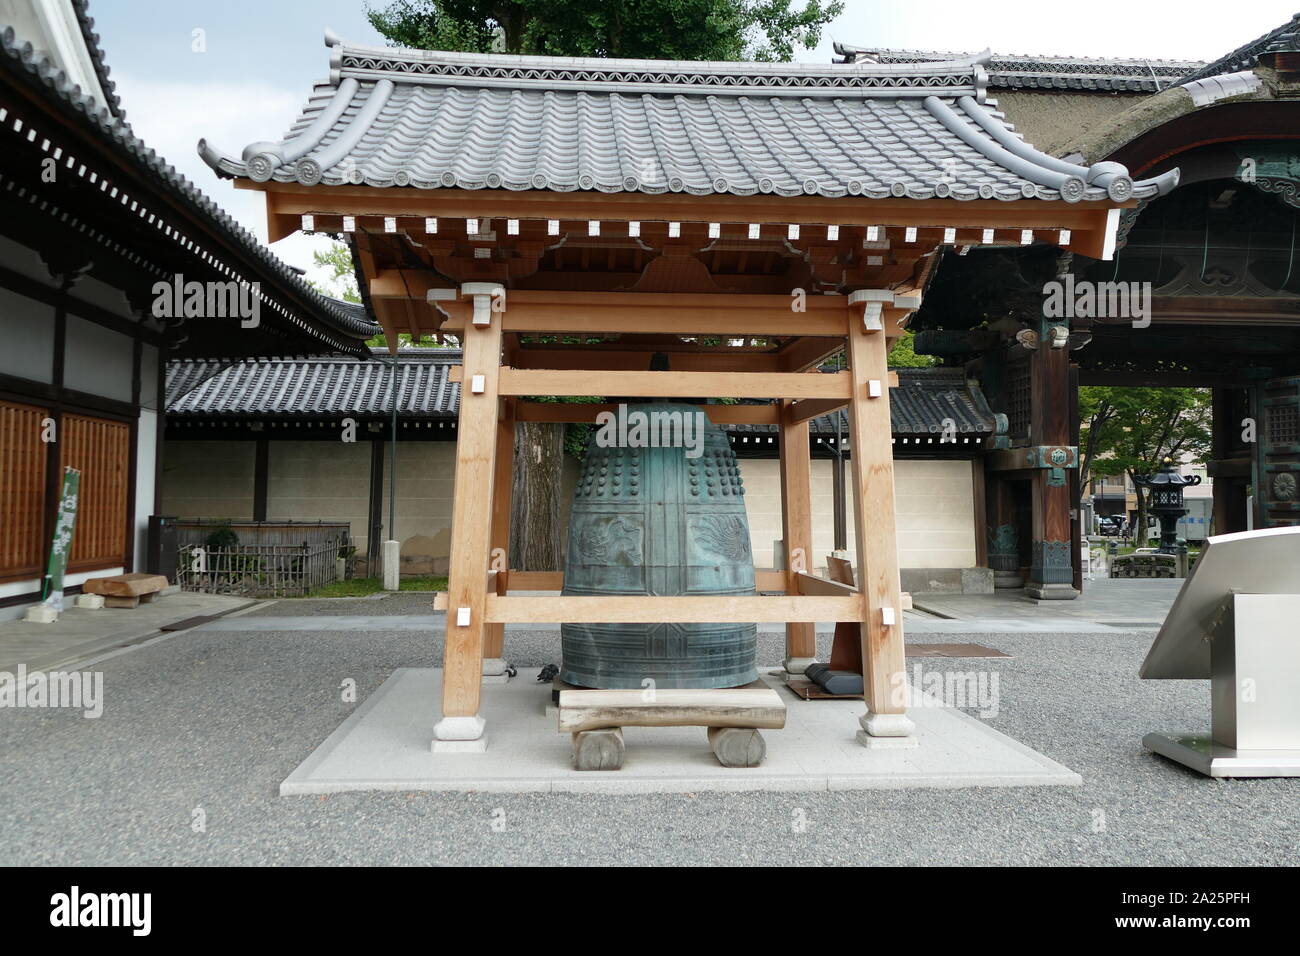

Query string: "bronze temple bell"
[[560, 392, 760, 690]]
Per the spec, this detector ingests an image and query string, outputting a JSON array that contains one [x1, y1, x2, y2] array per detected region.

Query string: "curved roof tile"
[[200, 31, 1176, 205], [0, 19, 381, 351]]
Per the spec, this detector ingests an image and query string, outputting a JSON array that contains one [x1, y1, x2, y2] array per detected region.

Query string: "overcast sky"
[[85, 0, 1299, 289]]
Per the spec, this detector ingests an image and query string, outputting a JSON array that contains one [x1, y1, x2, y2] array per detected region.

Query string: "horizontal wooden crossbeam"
[[484, 594, 865, 623], [436, 291, 853, 337], [493, 569, 790, 592], [509, 348, 786, 373], [255, 181, 1125, 255], [489, 368, 852, 400], [512, 400, 782, 425]]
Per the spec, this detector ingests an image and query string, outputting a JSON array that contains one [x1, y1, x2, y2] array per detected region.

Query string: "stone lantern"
[[1133, 458, 1202, 555]]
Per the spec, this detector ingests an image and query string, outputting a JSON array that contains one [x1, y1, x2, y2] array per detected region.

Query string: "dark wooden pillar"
[[1069, 364, 1083, 593], [252, 438, 269, 521], [1026, 342, 1078, 599], [986, 475, 1022, 588], [1210, 387, 1250, 535], [367, 437, 385, 576]]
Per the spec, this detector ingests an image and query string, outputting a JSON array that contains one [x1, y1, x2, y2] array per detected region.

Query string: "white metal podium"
[[1140, 525, 1300, 778]]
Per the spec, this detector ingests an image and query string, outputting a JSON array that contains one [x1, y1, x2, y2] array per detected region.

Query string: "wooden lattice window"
[[0, 400, 49, 582], [1268, 403, 1299, 446], [60, 414, 130, 572]]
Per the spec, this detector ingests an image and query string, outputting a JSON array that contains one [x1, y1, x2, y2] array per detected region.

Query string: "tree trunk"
[[510, 421, 565, 571], [1132, 478, 1150, 544]]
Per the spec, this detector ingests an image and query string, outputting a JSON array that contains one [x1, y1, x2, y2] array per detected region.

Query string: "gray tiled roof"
[[727, 368, 997, 438], [1176, 13, 1300, 86], [167, 350, 460, 417], [199, 31, 1176, 204], [165, 352, 993, 441], [0, 17, 381, 353], [834, 43, 1202, 92], [70, 0, 121, 118]]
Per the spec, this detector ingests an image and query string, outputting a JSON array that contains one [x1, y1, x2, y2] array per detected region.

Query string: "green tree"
[[308, 241, 361, 304], [306, 240, 449, 349], [367, 0, 842, 60], [887, 331, 937, 369], [1080, 387, 1212, 541]]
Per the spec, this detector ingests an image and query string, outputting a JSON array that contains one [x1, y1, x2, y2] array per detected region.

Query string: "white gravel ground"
[[1, 594, 1295, 866]]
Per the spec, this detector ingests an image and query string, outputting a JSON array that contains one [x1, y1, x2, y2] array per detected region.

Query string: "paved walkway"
[[0, 592, 256, 673], [912, 578, 1182, 626]]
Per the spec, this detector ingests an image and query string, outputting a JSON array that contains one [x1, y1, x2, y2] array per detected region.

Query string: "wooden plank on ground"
[[558, 686, 787, 732], [83, 573, 169, 597]]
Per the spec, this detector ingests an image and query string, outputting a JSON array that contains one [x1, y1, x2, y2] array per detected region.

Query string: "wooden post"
[[1026, 341, 1077, 599], [433, 283, 504, 749], [778, 400, 816, 674], [845, 292, 914, 742], [483, 396, 515, 673], [1211, 387, 1249, 534], [986, 476, 1023, 588]]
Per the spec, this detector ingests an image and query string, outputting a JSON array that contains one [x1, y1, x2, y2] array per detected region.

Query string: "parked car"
[[1097, 515, 1126, 536]]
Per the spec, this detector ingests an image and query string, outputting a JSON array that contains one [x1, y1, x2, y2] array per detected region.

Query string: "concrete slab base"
[[856, 730, 920, 750], [1143, 732, 1300, 778], [432, 738, 489, 754], [281, 667, 1082, 795]]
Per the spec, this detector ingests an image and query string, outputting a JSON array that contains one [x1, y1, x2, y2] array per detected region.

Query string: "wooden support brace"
[[483, 397, 515, 663], [845, 295, 915, 734], [436, 283, 504, 741], [779, 400, 816, 672]]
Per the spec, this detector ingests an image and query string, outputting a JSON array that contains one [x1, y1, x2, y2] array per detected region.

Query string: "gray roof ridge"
[[170, 348, 462, 366], [834, 42, 1204, 93], [0, 20, 380, 350], [835, 42, 1202, 71], [1177, 13, 1300, 86], [70, 0, 121, 119], [331, 28, 991, 85]]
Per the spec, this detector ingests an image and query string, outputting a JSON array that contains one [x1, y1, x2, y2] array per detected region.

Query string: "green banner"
[[41, 466, 81, 610]]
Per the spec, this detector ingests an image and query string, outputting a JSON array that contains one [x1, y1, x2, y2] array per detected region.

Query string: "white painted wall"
[[740, 458, 977, 571], [270, 439, 373, 551], [62, 315, 134, 402], [161, 440, 979, 576], [160, 441, 255, 518], [0, 285, 55, 383]]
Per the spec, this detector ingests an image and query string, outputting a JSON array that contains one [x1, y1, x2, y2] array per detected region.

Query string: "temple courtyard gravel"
[[0, 581, 1294, 866]]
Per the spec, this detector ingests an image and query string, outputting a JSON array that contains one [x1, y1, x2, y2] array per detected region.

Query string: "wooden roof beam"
[[256, 181, 1129, 260]]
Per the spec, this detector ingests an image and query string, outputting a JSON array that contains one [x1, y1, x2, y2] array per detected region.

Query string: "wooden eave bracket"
[[460, 282, 505, 326], [847, 288, 922, 337]]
